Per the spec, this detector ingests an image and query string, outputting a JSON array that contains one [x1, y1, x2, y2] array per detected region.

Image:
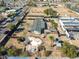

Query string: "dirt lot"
[[51, 4, 79, 17], [30, 7, 49, 13], [29, 5, 79, 17]]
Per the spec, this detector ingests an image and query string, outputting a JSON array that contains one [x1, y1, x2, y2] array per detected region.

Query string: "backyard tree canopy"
[[44, 8, 58, 18]]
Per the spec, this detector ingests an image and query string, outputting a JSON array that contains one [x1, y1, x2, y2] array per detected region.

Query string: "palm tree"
[[0, 47, 7, 56], [7, 48, 16, 56], [44, 8, 58, 17], [49, 36, 54, 47], [51, 20, 58, 29]]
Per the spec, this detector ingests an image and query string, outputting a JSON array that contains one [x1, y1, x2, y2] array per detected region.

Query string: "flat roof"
[[30, 17, 45, 33], [63, 22, 79, 26], [60, 17, 79, 27]]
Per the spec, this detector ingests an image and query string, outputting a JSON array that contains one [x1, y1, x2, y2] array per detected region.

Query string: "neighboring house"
[[59, 17, 79, 39], [3, 0, 26, 9]]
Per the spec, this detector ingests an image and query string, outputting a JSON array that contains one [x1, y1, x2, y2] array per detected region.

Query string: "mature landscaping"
[[44, 8, 58, 18], [50, 20, 58, 29], [0, 46, 30, 57], [61, 42, 79, 58]]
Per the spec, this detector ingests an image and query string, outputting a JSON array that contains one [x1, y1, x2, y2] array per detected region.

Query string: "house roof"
[[60, 17, 79, 27], [30, 17, 45, 33]]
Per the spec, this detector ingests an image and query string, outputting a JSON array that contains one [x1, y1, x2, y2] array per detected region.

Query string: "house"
[[59, 17, 79, 39]]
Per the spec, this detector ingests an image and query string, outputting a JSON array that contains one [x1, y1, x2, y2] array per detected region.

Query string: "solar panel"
[[66, 28, 79, 31], [63, 22, 79, 26], [63, 22, 79, 24], [60, 17, 75, 20]]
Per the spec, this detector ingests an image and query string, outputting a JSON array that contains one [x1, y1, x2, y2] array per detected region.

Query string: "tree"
[[15, 49, 22, 56], [17, 37, 25, 43], [49, 36, 54, 41], [0, 46, 4, 52], [49, 35, 54, 47], [61, 42, 78, 58], [7, 45, 23, 56], [7, 48, 16, 56], [38, 45, 46, 51], [44, 50, 52, 56], [44, 8, 58, 18], [7, 23, 16, 31], [7, 48, 23, 56], [27, 0, 36, 6], [0, 47, 7, 55], [7, 14, 15, 18], [51, 20, 58, 29], [20, 53, 30, 57]]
